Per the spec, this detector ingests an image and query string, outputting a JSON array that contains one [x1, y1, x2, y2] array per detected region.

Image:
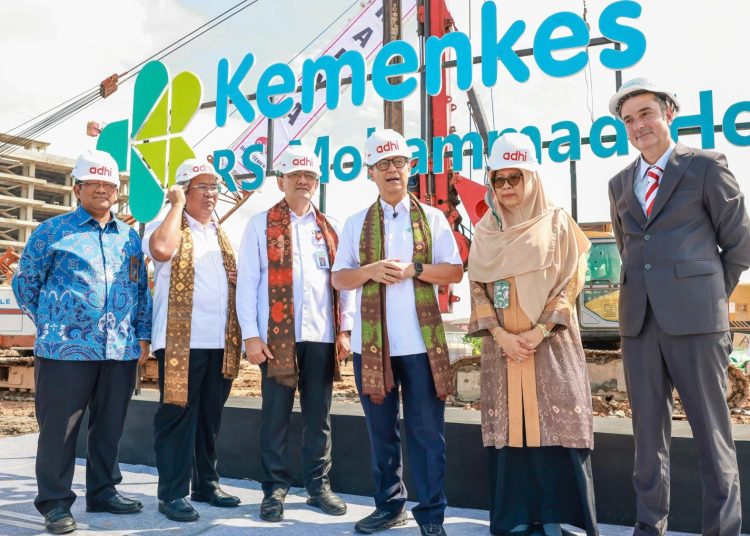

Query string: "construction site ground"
[[0, 433, 706, 536], [2, 357, 750, 439]]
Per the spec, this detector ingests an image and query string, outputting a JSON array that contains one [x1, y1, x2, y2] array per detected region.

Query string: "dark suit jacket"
[[608, 142, 750, 337]]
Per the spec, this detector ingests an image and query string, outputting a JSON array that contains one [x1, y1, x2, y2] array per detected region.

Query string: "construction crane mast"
[[384, 0, 487, 312]]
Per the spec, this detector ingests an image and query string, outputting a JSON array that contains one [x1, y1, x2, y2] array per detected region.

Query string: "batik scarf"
[[164, 213, 241, 407], [266, 199, 342, 389], [359, 193, 452, 404]]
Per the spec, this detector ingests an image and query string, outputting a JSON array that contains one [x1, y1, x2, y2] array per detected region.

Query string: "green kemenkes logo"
[[97, 61, 202, 223]]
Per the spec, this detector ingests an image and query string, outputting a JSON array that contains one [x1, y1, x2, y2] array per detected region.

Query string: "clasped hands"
[[366, 259, 415, 285], [491, 325, 545, 363]]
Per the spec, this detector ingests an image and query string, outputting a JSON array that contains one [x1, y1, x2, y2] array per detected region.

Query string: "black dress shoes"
[[86, 492, 143, 514], [191, 488, 241, 507], [306, 490, 347, 515], [158, 497, 200, 522], [634, 522, 662, 536], [44, 507, 76, 535], [355, 508, 408, 534], [259, 495, 285, 522]]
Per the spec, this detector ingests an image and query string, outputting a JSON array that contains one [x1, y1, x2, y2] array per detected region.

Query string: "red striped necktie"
[[644, 164, 664, 217]]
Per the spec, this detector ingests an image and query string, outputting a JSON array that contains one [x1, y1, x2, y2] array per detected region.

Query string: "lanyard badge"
[[315, 245, 330, 269], [494, 280, 510, 309]]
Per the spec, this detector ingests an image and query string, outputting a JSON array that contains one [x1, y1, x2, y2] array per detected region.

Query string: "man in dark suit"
[[608, 77, 750, 536]]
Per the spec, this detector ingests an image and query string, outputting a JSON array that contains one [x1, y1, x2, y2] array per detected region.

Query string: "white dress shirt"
[[236, 205, 354, 344], [634, 142, 675, 215], [143, 212, 232, 351], [332, 197, 462, 356]]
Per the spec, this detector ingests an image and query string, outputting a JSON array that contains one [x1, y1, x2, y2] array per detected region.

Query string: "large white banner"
[[229, 0, 417, 175]]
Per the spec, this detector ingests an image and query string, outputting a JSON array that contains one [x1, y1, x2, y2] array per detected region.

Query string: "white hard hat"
[[487, 132, 538, 173], [174, 159, 222, 184], [276, 144, 321, 178], [364, 129, 411, 166], [609, 77, 680, 117], [72, 149, 120, 187]]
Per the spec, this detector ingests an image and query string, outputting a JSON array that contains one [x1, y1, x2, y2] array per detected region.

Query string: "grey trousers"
[[622, 305, 741, 536]]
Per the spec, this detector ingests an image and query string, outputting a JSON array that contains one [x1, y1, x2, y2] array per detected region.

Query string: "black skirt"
[[487, 446, 598, 535]]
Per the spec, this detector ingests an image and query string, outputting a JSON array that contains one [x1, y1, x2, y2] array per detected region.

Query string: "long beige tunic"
[[468, 276, 593, 450]]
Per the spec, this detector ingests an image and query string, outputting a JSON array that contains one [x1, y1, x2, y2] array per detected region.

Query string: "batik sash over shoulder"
[[359, 193, 452, 404], [266, 199, 343, 389], [164, 213, 241, 406]]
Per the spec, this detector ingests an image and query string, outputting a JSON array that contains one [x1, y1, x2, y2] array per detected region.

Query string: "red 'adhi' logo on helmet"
[[89, 166, 113, 176], [503, 151, 528, 162], [291, 157, 313, 166], [376, 141, 400, 153]]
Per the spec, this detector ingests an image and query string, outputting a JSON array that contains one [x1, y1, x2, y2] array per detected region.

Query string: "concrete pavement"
[[0, 433, 702, 536]]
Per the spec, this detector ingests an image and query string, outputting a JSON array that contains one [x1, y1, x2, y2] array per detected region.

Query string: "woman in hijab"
[[467, 133, 597, 536]]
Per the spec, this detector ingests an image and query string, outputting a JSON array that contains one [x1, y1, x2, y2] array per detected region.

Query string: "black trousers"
[[259, 341, 334, 497], [33, 357, 137, 515], [153, 349, 233, 501]]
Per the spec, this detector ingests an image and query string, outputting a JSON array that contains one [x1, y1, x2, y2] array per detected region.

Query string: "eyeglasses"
[[79, 181, 117, 192], [284, 172, 319, 183], [374, 156, 408, 171], [186, 184, 222, 194], [491, 173, 523, 188]]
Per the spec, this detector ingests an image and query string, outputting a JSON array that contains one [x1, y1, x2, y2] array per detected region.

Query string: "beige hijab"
[[468, 169, 590, 323]]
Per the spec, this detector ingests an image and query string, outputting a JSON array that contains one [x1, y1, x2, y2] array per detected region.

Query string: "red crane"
[[409, 0, 489, 312]]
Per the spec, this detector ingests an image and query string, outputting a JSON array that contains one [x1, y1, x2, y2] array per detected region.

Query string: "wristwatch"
[[413, 261, 424, 278], [537, 323, 551, 338]]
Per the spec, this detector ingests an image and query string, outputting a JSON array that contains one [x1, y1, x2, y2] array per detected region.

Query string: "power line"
[[0, 0, 264, 157], [4, 86, 100, 136], [194, 0, 360, 148], [121, 0, 259, 79]]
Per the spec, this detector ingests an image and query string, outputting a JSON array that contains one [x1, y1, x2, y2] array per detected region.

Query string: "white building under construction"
[[0, 134, 131, 254]]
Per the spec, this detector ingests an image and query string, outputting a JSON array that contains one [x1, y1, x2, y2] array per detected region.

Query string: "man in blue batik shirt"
[[12, 149, 152, 535]]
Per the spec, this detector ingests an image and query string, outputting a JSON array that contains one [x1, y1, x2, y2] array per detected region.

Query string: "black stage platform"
[[78, 390, 750, 533]]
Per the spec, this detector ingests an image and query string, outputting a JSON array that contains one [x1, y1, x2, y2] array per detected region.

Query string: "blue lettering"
[[534, 12, 590, 77], [256, 63, 296, 119], [212, 150, 238, 192], [314, 135, 331, 183], [722, 101, 750, 146], [216, 55, 256, 126], [671, 90, 715, 149], [433, 132, 484, 173], [333, 145, 362, 182], [371, 40, 419, 101], [589, 116, 629, 158], [301, 50, 366, 113], [520, 127, 543, 163], [426, 32, 473, 95], [599, 1, 647, 70], [549, 121, 581, 162], [408, 137, 429, 174], [240, 144, 267, 191], [481, 1, 529, 85]]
